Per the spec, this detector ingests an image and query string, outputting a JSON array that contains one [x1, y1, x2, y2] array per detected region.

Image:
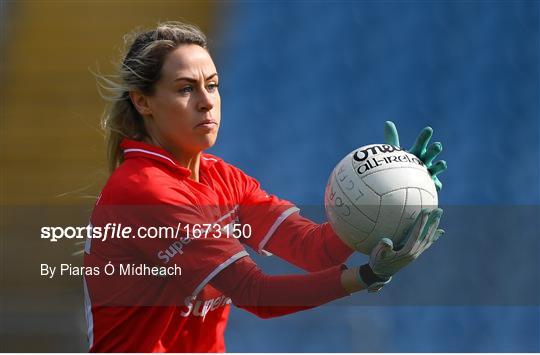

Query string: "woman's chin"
[[196, 135, 218, 152]]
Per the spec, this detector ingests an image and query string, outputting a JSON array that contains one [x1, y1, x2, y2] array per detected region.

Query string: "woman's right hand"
[[369, 208, 445, 279], [342, 208, 444, 294]]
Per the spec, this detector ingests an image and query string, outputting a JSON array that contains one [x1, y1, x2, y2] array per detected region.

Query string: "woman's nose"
[[197, 89, 214, 112]]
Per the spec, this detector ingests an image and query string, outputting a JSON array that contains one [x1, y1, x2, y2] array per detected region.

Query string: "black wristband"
[[359, 263, 390, 286]]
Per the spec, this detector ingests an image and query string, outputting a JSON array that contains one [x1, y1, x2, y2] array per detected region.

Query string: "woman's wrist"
[[340, 266, 366, 294]]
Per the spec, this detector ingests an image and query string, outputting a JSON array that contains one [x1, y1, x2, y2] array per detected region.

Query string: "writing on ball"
[[353, 144, 424, 175]]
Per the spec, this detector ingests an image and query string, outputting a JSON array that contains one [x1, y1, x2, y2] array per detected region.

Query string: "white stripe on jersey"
[[191, 250, 249, 298], [258, 206, 300, 254], [124, 148, 177, 166]]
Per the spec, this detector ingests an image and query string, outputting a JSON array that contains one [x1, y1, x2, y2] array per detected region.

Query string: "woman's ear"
[[129, 91, 152, 118]]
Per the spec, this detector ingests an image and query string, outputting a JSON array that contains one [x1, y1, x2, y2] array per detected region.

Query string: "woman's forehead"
[[162, 45, 216, 79]]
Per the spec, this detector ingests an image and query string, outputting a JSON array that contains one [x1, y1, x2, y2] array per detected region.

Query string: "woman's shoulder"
[[202, 153, 253, 181], [99, 158, 189, 205]]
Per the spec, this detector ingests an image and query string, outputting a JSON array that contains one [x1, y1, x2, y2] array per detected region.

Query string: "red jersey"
[[84, 139, 309, 352]]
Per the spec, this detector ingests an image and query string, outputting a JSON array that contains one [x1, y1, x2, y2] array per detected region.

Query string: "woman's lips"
[[195, 120, 218, 130]]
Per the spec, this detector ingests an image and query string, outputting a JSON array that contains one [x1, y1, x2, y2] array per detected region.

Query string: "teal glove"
[[368, 208, 445, 279], [384, 121, 447, 191]]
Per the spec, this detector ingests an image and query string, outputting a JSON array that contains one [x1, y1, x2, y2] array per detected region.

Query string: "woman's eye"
[[179, 86, 193, 94], [207, 83, 219, 92]]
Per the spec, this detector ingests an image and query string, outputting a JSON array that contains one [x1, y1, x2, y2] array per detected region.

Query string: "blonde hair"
[[94, 21, 208, 173]]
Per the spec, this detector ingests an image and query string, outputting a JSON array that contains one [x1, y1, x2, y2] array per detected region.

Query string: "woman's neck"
[[144, 136, 201, 182], [174, 150, 201, 182]]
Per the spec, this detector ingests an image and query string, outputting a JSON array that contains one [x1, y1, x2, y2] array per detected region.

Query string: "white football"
[[324, 144, 438, 255]]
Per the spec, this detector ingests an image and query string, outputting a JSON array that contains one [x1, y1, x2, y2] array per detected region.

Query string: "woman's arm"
[[210, 256, 363, 319], [234, 165, 354, 272], [262, 213, 355, 272]]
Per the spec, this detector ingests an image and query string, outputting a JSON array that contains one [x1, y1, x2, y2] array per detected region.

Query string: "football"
[[324, 144, 438, 255]]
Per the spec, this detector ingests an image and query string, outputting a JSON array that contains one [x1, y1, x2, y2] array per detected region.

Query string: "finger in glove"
[[384, 121, 400, 147], [428, 160, 447, 176], [401, 209, 430, 254], [433, 175, 443, 191], [412, 209, 443, 256], [372, 237, 395, 260], [422, 142, 442, 167], [409, 126, 433, 158]]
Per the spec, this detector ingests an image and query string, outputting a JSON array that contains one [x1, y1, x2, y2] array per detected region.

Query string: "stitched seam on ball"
[[380, 186, 435, 198], [392, 188, 408, 240], [359, 177, 383, 234]]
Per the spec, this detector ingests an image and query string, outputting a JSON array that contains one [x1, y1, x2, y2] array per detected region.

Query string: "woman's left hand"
[[384, 120, 447, 191]]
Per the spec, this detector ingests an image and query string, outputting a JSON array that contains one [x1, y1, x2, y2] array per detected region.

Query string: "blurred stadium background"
[[1, 0, 539, 352]]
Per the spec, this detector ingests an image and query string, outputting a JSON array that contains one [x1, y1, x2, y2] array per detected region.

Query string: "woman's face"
[[136, 44, 221, 157]]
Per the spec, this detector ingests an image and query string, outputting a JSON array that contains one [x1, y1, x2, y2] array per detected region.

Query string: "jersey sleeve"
[[236, 168, 353, 271], [210, 256, 349, 319], [236, 171, 299, 255], [85, 184, 248, 307], [264, 214, 354, 272]]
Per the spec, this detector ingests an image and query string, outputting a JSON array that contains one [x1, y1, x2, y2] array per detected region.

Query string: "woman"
[[84, 21, 446, 352]]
